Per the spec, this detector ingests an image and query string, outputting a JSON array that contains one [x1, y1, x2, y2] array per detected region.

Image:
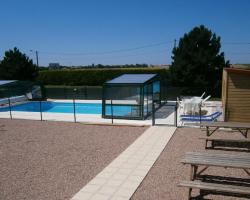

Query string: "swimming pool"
[[0, 101, 133, 116]]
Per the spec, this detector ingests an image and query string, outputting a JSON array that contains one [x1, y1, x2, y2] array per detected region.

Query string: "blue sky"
[[0, 0, 250, 66]]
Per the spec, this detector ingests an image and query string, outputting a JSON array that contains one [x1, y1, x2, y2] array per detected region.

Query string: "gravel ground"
[[132, 127, 250, 200], [0, 119, 147, 200]]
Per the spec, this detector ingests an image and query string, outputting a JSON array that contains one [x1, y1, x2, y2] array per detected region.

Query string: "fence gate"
[[152, 101, 178, 127]]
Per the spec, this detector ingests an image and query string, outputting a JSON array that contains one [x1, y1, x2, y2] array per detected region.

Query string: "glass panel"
[[105, 86, 140, 103], [143, 85, 148, 116], [153, 81, 161, 109], [153, 81, 160, 100], [146, 83, 153, 116], [103, 85, 142, 119], [105, 104, 141, 117]]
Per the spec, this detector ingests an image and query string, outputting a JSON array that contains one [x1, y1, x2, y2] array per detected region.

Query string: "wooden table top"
[[201, 121, 250, 129], [181, 152, 250, 169]]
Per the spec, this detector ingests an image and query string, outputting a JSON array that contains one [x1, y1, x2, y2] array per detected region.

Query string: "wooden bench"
[[179, 180, 250, 200], [199, 136, 250, 150]]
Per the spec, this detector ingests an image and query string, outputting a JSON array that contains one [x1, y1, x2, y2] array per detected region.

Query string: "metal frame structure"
[[0, 80, 44, 100], [102, 74, 161, 120], [0, 80, 45, 121]]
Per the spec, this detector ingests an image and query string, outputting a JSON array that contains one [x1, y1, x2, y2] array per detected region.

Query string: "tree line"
[[0, 25, 230, 96], [45, 63, 149, 70]]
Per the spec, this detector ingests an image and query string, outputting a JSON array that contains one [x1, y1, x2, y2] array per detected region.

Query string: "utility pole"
[[30, 50, 39, 67], [174, 39, 177, 48], [35, 51, 39, 67]]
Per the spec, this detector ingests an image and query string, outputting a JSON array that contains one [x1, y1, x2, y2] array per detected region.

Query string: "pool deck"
[[0, 100, 176, 126], [0, 100, 222, 127]]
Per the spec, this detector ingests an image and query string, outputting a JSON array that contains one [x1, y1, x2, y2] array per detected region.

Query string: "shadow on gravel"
[[0, 124, 6, 132]]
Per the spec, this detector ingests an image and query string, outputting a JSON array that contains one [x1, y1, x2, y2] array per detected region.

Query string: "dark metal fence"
[[1, 84, 221, 125], [44, 86, 103, 100], [44, 85, 215, 101], [44, 84, 172, 100], [1, 99, 116, 124]]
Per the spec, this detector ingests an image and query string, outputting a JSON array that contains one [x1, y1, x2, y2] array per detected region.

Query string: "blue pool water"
[[0, 101, 132, 116]]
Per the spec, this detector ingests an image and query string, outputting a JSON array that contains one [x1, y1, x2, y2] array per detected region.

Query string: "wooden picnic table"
[[201, 121, 250, 138], [180, 151, 250, 199], [181, 152, 250, 181]]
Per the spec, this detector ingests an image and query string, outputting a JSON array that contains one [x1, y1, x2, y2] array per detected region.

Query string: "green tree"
[[170, 25, 229, 96], [0, 47, 38, 81]]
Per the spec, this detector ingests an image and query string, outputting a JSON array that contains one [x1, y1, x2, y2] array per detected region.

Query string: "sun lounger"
[[180, 111, 222, 122]]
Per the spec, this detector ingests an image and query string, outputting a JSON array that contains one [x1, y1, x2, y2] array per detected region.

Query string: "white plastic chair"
[[177, 97, 184, 113], [201, 95, 211, 106], [200, 92, 206, 99], [177, 97, 183, 108]]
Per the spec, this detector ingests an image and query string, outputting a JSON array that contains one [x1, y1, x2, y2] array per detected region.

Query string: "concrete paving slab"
[[70, 126, 176, 200]]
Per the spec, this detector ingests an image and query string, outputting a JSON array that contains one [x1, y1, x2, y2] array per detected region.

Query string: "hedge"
[[38, 68, 170, 86]]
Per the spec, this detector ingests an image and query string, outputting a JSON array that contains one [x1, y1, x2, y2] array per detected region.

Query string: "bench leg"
[[193, 166, 198, 180], [197, 166, 208, 176], [206, 126, 209, 136], [190, 165, 198, 181], [244, 169, 250, 176], [207, 127, 219, 136], [188, 165, 195, 200], [200, 189, 209, 198], [205, 139, 208, 149], [187, 165, 199, 199], [211, 140, 214, 149], [188, 188, 192, 200], [237, 128, 248, 138]]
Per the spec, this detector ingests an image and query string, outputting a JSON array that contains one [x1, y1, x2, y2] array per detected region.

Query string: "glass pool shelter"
[[0, 80, 43, 100], [102, 74, 161, 120]]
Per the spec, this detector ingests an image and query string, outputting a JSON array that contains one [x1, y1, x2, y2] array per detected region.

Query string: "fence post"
[[174, 101, 177, 127], [152, 101, 155, 126], [73, 88, 78, 123], [85, 86, 88, 99], [8, 98, 12, 120], [39, 100, 43, 121], [64, 87, 66, 99], [199, 103, 202, 127], [111, 100, 114, 124], [73, 98, 76, 123]]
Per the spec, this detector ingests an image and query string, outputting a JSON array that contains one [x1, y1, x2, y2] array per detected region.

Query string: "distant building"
[[49, 63, 60, 67], [48, 63, 60, 69]]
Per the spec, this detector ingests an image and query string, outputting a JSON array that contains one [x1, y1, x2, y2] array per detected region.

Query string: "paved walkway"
[[71, 126, 176, 200]]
